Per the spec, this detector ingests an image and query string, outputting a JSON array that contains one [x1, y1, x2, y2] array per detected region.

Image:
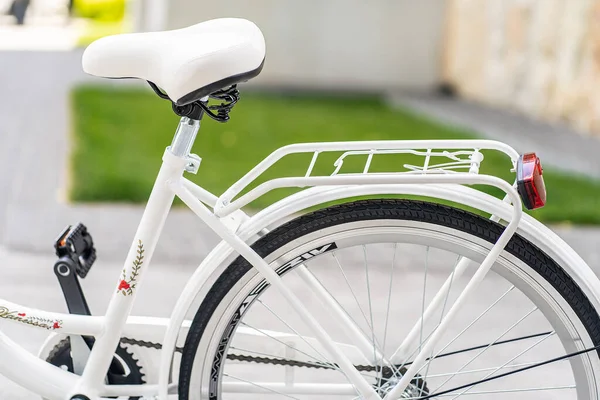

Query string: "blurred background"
[[1, 1, 600, 397], [4, 0, 600, 227]]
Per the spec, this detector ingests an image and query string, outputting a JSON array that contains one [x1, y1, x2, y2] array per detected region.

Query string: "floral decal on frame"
[[117, 240, 144, 296]]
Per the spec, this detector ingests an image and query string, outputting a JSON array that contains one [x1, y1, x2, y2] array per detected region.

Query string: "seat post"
[[169, 116, 201, 158]]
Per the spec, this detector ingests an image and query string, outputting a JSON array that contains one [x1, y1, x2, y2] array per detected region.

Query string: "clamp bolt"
[[185, 154, 202, 174]]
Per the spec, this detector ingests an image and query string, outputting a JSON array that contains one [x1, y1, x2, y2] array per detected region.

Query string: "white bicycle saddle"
[[82, 18, 266, 105]]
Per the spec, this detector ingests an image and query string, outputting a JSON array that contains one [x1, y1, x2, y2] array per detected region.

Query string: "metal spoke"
[[429, 306, 538, 391], [331, 249, 394, 376], [414, 342, 600, 400], [425, 358, 568, 379], [392, 285, 515, 391], [256, 299, 338, 369], [392, 247, 442, 376], [393, 286, 515, 383], [331, 251, 376, 339], [223, 373, 302, 399], [438, 256, 460, 324], [361, 245, 404, 383], [362, 245, 377, 373], [294, 260, 388, 366], [412, 331, 553, 365], [448, 331, 556, 399], [421, 254, 460, 394], [240, 322, 338, 371], [378, 243, 398, 388], [403, 385, 575, 398], [419, 246, 430, 354], [294, 261, 399, 380], [406, 285, 515, 372]]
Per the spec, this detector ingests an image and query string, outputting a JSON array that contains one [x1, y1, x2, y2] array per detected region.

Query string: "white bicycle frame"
[[2, 116, 600, 400]]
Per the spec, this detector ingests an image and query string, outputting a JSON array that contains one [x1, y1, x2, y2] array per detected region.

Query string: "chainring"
[[46, 337, 145, 399]]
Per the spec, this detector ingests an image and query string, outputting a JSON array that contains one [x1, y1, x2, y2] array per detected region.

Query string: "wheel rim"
[[186, 220, 600, 399]]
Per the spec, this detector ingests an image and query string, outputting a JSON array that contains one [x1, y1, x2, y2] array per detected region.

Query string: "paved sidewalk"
[[0, 51, 218, 262], [389, 92, 600, 179], [0, 51, 85, 250], [0, 224, 599, 399], [0, 21, 79, 50], [0, 247, 198, 399]]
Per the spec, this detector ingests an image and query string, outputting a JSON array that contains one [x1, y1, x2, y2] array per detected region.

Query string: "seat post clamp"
[[185, 154, 202, 174]]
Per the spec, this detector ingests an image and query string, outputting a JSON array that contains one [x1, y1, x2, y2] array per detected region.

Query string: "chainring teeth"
[[45, 338, 146, 386]]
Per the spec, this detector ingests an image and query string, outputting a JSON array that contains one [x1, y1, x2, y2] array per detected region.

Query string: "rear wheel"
[[179, 199, 600, 399]]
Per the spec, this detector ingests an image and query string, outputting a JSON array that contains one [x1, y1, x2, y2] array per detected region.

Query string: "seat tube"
[[76, 116, 201, 395]]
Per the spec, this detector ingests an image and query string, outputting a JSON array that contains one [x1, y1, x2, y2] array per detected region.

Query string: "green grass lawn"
[[70, 86, 600, 224]]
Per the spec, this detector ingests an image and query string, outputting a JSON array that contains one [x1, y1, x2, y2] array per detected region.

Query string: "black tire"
[[179, 199, 600, 399]]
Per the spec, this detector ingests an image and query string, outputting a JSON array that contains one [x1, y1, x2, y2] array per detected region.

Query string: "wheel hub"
[[377, 366, 429, 399]]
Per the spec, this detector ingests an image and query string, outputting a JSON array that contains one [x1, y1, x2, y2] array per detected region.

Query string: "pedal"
[[52, 224, 130, 378], [54, 223, 95, 316], [54, 223, 96, 279]]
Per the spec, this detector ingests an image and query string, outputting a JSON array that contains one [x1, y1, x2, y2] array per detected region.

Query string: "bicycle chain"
[[120, 337, 380, 372], [120, 337, 184, 353]]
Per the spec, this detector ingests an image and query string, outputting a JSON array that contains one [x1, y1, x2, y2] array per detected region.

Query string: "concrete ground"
[[0, 229, 598, 399], [0, 249, 195, 399], [0, 19, 79, 50], [1, 50, 600, 398], [389, 92, 600, 179], [0, 51, 218, 262]]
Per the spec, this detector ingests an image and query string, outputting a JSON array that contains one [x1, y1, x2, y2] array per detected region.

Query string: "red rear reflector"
[[516, 153, 546, 210]]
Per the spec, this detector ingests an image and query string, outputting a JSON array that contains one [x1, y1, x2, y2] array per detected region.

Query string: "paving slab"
[[0, 51, 87, 240], [389, 92, 600, 179], [0, 22, 78, 50], [0, 224, 598, 399], [0, 247, 198, 399], [0, 50, 220, 263]]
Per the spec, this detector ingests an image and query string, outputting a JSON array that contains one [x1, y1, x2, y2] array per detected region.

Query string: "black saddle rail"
[[147, 81, 240, 122]]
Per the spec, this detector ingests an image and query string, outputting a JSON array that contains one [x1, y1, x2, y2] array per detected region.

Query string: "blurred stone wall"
[[444, 0, 600, 135]]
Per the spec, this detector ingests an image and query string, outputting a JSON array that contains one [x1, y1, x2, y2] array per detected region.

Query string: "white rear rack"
[[214, 139, 519, 216]]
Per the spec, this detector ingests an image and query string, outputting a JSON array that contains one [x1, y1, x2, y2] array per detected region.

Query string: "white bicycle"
[[3, 17, 600, 400]]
